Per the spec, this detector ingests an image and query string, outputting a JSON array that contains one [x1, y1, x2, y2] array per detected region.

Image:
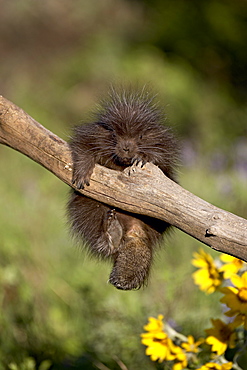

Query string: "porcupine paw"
[[124, 159, 146, 176], [109, 260, 146, 291], [72, 166, 94, 189], [109, 269, 141, 291], [108, 237, 152, 290], [103, 209, 123, 253]]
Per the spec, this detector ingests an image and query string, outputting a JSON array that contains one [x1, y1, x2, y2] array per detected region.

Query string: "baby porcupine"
[[67, 86, 179, 290]]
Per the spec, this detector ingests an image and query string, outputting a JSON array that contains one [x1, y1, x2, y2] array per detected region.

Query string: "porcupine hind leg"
[[68, 193, 123, 258], [109, 216, 153, 290]]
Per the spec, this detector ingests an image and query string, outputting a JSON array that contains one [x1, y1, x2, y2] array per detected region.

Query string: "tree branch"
[[1, 95, 247, 261]]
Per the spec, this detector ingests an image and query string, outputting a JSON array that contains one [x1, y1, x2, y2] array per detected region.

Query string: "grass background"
[[0, 0, 247, 368]]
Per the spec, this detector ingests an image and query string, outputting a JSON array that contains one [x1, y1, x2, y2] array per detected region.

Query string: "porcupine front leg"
[[72, 154, 95, 189]]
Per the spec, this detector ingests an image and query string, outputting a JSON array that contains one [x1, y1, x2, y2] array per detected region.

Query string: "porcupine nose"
[[118, 140, 136, 161], [123, 139, 135, 153]]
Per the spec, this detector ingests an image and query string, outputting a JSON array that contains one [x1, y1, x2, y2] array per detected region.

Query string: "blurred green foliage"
[[0, 0, 247, 368]]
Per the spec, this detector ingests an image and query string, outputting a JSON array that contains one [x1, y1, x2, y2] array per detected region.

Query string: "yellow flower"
[[141, 315, 177, 363], [143, 314, 164, 333], [192, 249, 222, 294], [220, 271, 247, 320], [205, 319, 236, 355], [181, 335, 203, 354], [219, 254, 244, 279], [141, 315, 189, 367], [142, 333, 176, 363], [197, 362, 233, 370], [172, 347, 188, 370]]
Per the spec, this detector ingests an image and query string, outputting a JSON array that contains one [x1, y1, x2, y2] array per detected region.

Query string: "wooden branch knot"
[[205, 226, 218, 237], [64, 163, 73, 172], [212, 214, 220, 220]]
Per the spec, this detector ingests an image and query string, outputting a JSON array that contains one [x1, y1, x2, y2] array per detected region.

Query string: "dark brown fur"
[[67, 87, 179, 290]]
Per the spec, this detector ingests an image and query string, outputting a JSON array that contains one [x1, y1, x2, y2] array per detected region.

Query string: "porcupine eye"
[[111, 131, 117, 144]]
